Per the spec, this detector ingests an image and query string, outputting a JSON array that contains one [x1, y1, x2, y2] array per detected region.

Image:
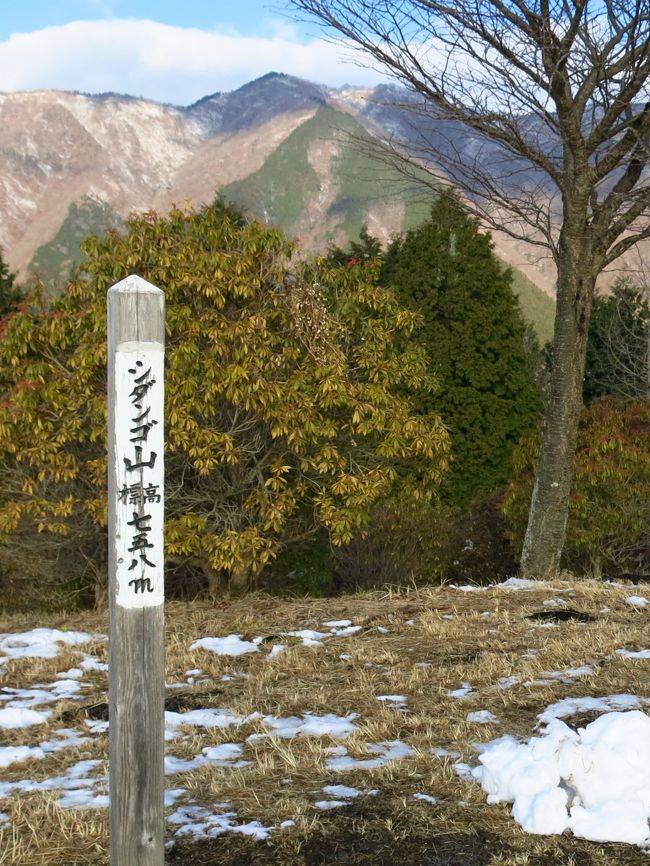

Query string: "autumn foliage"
[[0, 203, 449, 599], [503, 399, 650, 577]]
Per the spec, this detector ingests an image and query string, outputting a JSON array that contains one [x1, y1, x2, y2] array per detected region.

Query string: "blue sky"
[[0, 1, 383, 103], [0, 1, 300, 41]]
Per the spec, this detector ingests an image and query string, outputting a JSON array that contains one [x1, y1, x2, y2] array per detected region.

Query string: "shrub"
[[0, 202, 449, 603], [502, 399, 650, 577]]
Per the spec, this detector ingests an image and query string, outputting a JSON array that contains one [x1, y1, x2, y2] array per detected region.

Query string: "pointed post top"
[[108, 274, 165, 348], [108, 274, 164, 296]]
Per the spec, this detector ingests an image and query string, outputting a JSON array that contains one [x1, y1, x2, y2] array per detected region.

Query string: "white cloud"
[[0, 19, 388, 104]]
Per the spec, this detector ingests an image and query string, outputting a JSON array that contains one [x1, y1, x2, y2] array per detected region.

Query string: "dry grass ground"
[[1, 578, 650, 865]]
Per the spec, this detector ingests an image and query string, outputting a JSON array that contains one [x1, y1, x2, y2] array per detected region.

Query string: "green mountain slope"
[[222, 107, 430, 242], [25, 108, 554, 343], [509, 267, 555, 344], [29, 196, 124, 291], [222, 106, 553, 341]]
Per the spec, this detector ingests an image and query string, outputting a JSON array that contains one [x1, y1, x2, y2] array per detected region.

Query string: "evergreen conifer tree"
[[381, 192, 541, 505]]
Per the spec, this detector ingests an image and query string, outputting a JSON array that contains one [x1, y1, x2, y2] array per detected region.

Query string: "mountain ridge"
[[0, 71, 573, 337]]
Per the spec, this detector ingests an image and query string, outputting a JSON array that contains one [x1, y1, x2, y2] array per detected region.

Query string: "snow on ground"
[[625, 596, 648, 607], [0, 622, 391, 842], [466, 710, 499, 724], [448, 682, 474, 698], [0, 707, 51, 729], [537, 693, 650, 726], [167, 803, 272, 841], [0, 728, 89, 769], [5, 610, 650, 851], [257, 712, 359, 740], [0, 628, 101, 663], [190, 635, 262, 656], [325, 740, 414, 771], [473, 709, 650, 846]]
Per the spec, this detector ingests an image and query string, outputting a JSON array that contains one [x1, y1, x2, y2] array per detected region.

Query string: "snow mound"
[[474, 710, 650, 846]]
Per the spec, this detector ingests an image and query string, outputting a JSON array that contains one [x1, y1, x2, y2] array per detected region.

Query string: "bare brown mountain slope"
[[1, 74, 645, 302], [0, 89, 321, 274]]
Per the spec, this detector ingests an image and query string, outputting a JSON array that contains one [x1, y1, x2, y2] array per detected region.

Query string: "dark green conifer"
[[381, 192, 541, 505]]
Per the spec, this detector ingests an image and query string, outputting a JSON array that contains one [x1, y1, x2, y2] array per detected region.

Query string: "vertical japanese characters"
[[113, 348, 164, 607]]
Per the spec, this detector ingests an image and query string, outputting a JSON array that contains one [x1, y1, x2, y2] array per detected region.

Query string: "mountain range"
[[0, 72, 562, 338]]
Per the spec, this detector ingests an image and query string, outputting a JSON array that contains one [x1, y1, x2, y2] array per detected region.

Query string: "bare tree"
[[288, 0, 650, 578]]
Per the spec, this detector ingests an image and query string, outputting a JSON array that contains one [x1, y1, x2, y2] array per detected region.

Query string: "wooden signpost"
[[108, 275, 165, 866]]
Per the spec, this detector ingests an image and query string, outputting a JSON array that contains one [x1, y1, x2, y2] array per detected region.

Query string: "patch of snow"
[[377, 694, 408, 707], [58, 789, 109, 809], [322, 784, 363, 798], [164, 745, 248, 777], [0, 628, 99, 663], [616, 648, 650, 660], [0, 707, 51, 729], [190, 635, 262, 656], [1, 677, 85, 708], [283, 629, 331, 646], [625, 596, 648, 608], [322, 620, 352, 628], [165, 708, 254, 738], [413, 792, 438, 804], [326, 739, 414, 771], [165, 788, 186, 807], [80, 654, 108, 672], [331, 625, 363, 637], [474, 710, 650, 847], [203, 743, 245, 762], [314, 799, 349, 810], [466, 710, 499, 724], [448, 682, 474, 699], [537, 694, 650, 726], [0, 745, 44, 769], [526, 665, 594, 688], [167, 803, 271, 841], [268, 644, 286, 659], [500, 578, 543, 590], [260, 712, 358, 740], [85, 719, 109, 735], [498, 676, 519, 690], [0, 728, 88, 768], [0, 757, 104, 805], [453, 762, 475, 781], [430, 747, 461, 759], [56, 668, 84, 680], [543, 598, 568, 608]]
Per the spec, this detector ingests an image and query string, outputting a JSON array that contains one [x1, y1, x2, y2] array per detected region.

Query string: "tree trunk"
[[228, 565, 251, 595], [519, 235, 595, 580]]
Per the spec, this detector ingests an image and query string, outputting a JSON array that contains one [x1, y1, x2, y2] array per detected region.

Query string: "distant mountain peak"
[[184, 72, 329, 136]]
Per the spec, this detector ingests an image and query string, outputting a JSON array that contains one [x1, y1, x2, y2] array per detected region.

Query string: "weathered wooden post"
[[108, 275, 165, 866]]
